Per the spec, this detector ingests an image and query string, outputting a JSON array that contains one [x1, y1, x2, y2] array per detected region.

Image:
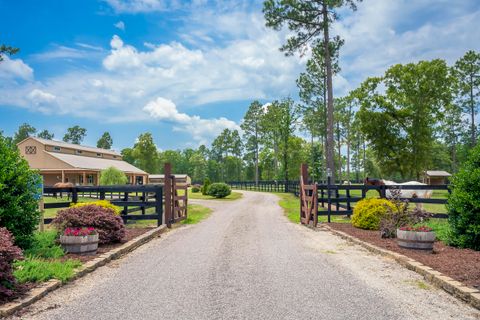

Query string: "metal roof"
[[46, 152, 146, 174], [31, 137, 121, 156], [424, 170, 451, 177]]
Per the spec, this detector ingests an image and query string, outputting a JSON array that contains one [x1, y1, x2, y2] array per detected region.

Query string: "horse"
[[364, 177, 432, 209], [53, 182, 74, 199]]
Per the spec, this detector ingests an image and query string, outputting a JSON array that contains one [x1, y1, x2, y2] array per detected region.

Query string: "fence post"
[[327, 176, 331, 223], [155, 185, 163, 227], [164, 163, 172, 228], [71, 187, 78, 204]]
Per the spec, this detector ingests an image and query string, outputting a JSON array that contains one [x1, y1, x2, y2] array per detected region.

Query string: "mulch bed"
[[326, 223, 480, 289]]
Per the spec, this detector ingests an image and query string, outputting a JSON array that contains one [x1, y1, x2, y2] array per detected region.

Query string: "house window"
[[75, 150, 82, 155], [113, 155, 117, 159], [79, 175, 84, 184], [96, 153, 102, 157], [53, 146, 61, 151], [87, 175, 94, 184], [25, 146, 37, 154]]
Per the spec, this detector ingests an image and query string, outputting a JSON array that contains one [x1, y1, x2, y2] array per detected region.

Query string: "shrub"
[[352, 198, 396, 230], [207, 183, 231, 199], [379, 188, 432, 238], [24, 230, 64, 259], [99, 166, 128, 185], [201, 178, 211, 195], [52, 205, 125, 244], [0, 133, 41, 248], [447, 144, 480, 250], [191, 185, 201, 193], [0, 228, 23, 302], [71, 200, 121, 215]]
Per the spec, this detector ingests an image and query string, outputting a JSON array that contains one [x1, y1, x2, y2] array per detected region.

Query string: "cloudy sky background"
[[1, 0, 479, 150]]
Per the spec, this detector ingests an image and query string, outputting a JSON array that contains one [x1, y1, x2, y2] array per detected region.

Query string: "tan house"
[[149, 174, 191, 186], [18, 137, 148, 186]]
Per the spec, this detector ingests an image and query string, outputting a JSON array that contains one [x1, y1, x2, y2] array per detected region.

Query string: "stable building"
[[18, 137, 148, 186], [422, 170, 451, 185]]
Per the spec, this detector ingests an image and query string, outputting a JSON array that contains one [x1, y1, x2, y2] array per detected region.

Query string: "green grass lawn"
[[187, 189, 243, 201], [14, 230, 81, 284], [181, 204, 212, 224]]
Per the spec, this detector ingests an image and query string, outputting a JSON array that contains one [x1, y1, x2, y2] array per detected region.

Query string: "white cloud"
[[143, 97, 239, 144], [114, 21, 125, 31], [0, 56, 33, 80]]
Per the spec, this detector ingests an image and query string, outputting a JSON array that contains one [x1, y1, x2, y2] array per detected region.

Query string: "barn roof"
[[424, 170, 451, 177], [29, 137, 121, 156], [46, 152, 146, 174]]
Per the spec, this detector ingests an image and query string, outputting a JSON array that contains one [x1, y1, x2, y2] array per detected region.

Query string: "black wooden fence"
[[43, 185, 163, 226], [316, 183, 450, 222], [227, 180, 300, 194]]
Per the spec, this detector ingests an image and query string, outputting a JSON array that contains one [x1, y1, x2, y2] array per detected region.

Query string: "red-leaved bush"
[[53, 205, 125, 244], [0, 227, 23, 302]]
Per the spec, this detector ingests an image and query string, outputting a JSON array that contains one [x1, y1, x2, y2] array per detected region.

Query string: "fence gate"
[[164, 163, 188, 227], [299, 164, 318, 227]]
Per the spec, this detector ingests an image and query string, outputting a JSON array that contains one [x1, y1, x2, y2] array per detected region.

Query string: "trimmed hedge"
[[71, 200, 121, 215], [207, 183, 231, 199], [352, 198, 396, 230], [53, 205, 125, 244]]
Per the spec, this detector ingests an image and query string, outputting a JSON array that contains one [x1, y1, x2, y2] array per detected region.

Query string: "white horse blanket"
[[382, 180, 433, 200]]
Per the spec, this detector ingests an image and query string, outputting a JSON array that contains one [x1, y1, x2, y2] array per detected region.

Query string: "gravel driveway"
[[11, 191, 480, 320]]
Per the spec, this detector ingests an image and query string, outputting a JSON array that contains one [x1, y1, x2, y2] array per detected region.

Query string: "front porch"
[[40, 169, 148, 186]]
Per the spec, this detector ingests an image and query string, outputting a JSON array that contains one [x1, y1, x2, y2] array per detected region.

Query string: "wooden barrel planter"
[[60, 234, 99, 255], [397, 228, 436, 251]]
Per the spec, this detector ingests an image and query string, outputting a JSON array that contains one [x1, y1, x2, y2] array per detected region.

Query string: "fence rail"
[[227, 180, 300, 194], [43, 185, 164, 226]]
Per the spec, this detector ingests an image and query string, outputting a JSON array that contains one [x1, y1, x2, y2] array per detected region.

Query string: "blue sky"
[[1, 0, 480, 151]]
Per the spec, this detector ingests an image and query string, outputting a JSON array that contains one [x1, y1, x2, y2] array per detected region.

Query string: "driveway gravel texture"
[[10, 191, 480, 320]]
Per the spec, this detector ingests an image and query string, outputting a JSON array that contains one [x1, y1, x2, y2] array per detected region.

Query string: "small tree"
[[99, 167, 128, 185], [447, 144, 480, 250], [0, 133, 41, 248], [97, 132, 113, 149]]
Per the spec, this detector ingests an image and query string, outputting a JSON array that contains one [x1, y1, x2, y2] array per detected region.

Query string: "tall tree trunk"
[[323, 3, 335, 184], [471, 76, 476, 146], [337, 121, 341, 183], [347, 129, 350, 183], [255, 128, 259, 186], [362, 138, 366, 178]]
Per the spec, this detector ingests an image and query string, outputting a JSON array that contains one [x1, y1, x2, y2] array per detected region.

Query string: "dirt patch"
[[327, 223, 480, 289]]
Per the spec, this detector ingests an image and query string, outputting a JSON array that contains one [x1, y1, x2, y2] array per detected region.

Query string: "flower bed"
[[327, 222, 480, 289]]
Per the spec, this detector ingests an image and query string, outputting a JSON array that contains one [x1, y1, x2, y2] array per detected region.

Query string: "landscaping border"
[[0, 225, 167, 318], [319, 225, 480, 311]]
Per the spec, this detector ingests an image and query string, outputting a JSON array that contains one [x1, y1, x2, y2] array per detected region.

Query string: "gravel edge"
[[319, 225, 480, 311], [0, 225, 167, 318]]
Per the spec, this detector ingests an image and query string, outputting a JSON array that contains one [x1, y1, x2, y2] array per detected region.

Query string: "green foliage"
[[14, 259, 81, 283], [0, 133, 41, 248], [97, 132, 113, 149], [63, 125, 87, 144], [37, 129, 54, 140], [24, 231, 64, 259], [99, 166, 128, 185], [13, 123, 36, 145], [191, 186, 200, 193], [352, 198, 396, 230], [447, 144, 480, 250], [132, 132, 159, 174], [206, 183, 231, 198], [356, 59, 454, 179], [0, 44, 19, 61], [71, 199, 121, 215], [202, 178, 211, 195]]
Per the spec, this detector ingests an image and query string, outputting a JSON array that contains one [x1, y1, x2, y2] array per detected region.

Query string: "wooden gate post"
[[300, 163, 308, 221], [164, 163, 172, 228]]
